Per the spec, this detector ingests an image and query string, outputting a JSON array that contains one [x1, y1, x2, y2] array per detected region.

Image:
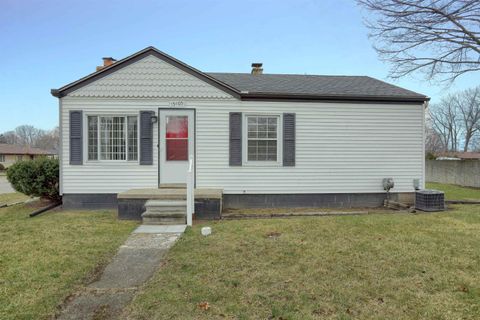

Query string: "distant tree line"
[[426, 86, 480, 154], [0, 125, 59, 151]]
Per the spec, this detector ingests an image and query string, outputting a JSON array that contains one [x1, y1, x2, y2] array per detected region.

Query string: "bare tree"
[[429, 96, 461, 151], [456, 86, 480, 151], [15, 125, 43, 146], [429, 86, 480, 151], [425, 126, 445, 154], [357, 0, 480, 82], [35, 127, 60, 151], [471, 135, 480, 151], [0, 125, 59, 151], [0, 131, 18, 144]]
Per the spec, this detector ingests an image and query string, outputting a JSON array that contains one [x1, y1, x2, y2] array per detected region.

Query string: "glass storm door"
[[159, 109, 194, 184]]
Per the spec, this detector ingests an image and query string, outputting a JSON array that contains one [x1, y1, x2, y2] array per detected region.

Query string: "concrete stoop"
[[141, 200, 187, 225], [117, 188, 223, 220]]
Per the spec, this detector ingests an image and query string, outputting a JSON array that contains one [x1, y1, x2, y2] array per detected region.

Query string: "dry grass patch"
[[127, 205, 480, 319], [0, 203, 137, 319], [222, 207, 396, 217], [426, 182, 480, 201], [0, 192, 30, 206]]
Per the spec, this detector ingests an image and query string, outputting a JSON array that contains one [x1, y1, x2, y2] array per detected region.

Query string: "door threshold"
[[159, 183, 187, 189]]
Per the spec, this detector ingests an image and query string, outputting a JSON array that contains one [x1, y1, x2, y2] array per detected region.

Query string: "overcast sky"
[[0, 0, 477, 132]]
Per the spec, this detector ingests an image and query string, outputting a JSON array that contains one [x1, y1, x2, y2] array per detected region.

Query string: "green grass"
[[426, 182, 480, 200], [127, 205, 480, 320], [0, 192, 30, 206], [0, 203, 137, 319]]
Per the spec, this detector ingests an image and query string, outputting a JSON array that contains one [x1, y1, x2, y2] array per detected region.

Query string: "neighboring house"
[[0, 144, 56, 168], [51, 47, 429, 217], [435, 152, 480, 160]]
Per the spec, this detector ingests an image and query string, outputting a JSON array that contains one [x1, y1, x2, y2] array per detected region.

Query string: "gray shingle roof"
[[0, 144, 56, 155], [207, 73, 428, 101], [52, 47, 428, 102]]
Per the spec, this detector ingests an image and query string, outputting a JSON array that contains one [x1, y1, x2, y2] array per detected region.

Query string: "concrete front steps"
[[118, 188, 223, 220], [141, 200, 187, 225]]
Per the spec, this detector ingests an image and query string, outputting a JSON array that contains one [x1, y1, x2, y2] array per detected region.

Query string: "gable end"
[[51, 47, 241, 99]]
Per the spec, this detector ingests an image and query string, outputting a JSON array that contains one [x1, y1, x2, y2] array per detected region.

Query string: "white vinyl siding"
[[60, 97, 424, 195], [196, 101, 424, 194], [59, 53, 423, 195], [61, 101, 159, 194]]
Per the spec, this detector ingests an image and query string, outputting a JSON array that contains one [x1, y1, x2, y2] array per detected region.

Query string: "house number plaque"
[[169, 101, 186, 107]]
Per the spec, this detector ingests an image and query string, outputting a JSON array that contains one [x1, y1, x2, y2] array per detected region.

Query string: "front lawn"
[[426, 182, 480, 201], [0, 192, 30, 206], [0, 203, 137, 319], [127, 205, 480, 319]]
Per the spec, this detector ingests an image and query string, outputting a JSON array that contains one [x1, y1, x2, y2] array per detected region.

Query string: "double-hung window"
[[246, 115, 280, 162], [87, 115, 138, 161]]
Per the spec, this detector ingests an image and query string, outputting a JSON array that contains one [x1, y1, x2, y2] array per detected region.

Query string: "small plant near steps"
[[141, 200, 187, 225]]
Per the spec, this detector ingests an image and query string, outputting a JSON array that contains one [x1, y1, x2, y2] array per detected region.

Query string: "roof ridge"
[[207, 72, 370, 78], [0, 143, 55, 155]]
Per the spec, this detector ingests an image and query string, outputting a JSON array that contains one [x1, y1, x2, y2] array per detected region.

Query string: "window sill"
[[242, 161, 282, 167], [84, 160, 140, 164]]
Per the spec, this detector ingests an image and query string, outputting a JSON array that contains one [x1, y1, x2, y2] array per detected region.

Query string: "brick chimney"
[[96, 57, 117, 71], [251, 63, 263, 75]]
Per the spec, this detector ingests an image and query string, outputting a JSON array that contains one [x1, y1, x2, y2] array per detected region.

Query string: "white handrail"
[[186, 155, 194, 226]]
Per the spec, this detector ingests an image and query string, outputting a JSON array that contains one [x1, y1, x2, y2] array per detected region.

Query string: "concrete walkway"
[[57, 225, 186, 320], [0, 176, 14, 194]]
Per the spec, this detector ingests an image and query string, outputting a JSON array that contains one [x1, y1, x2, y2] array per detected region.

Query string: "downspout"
[[29, 201, 62, 217], [59, 98, 63, 196]]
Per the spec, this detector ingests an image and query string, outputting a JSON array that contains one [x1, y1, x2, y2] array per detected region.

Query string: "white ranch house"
[[51, 47, 428, 221]]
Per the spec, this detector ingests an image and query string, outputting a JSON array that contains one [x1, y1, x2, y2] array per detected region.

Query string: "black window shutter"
[[140, 111, 154, 165], [229, 112, 242, 166], [283, 113, 296, 166], [69, 110, 83, 165]]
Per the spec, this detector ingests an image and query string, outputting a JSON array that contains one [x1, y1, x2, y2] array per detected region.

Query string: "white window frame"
[[84, 113, 140, 163], [0, 154, 5, 162], [243, 113, 282, 166]]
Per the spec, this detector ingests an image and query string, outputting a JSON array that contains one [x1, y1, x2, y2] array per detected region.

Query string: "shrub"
[[6, 158, 60, 201], [0, 163, 4, 171]]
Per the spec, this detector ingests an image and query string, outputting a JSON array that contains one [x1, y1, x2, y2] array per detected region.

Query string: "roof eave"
[[241, 92, 430, 103], [51, 89, 62, 98]]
